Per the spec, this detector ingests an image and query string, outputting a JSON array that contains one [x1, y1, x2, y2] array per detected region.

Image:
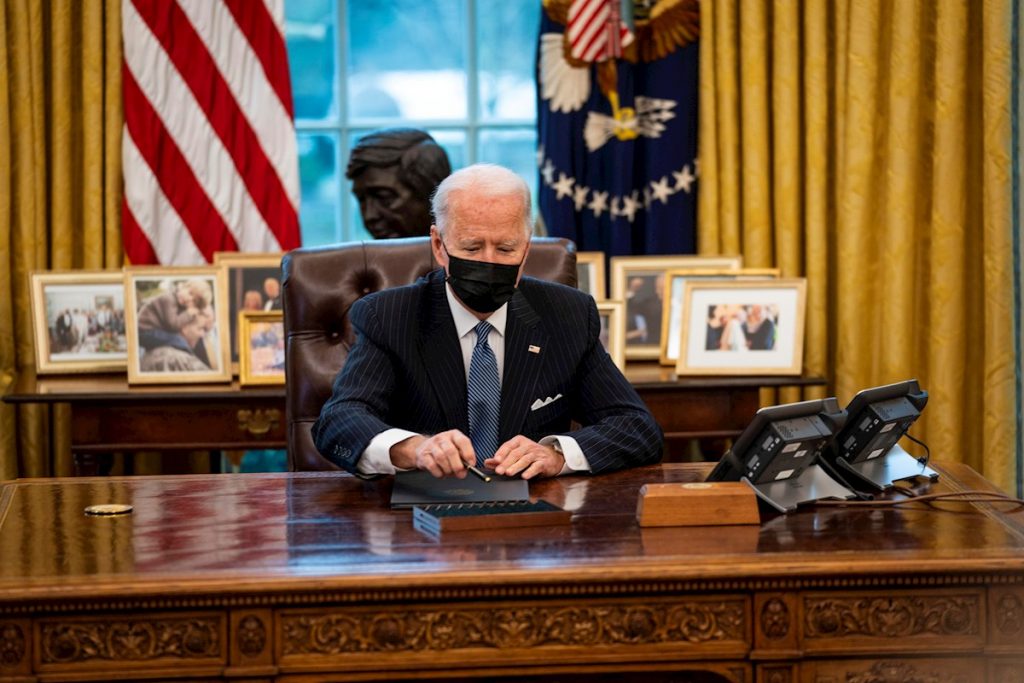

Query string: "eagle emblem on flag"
[[540, 0, 698, 151], [536, 0, 701, 258]]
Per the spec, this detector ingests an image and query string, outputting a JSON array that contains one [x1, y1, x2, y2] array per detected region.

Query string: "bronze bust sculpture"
[[346, 128, 452, 239]]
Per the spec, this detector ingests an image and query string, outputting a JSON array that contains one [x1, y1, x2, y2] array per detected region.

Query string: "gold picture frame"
[[595, 300, 626, 371], [213, 251, 284, 372], [677, 279, 807, 376], [576, 251, 606, 299], [238, 310, 285, 386], [659, 268, 780, 366], [609, 255, 743, 360], [29, 270, 128, 374], [124, 266, 231, 384]]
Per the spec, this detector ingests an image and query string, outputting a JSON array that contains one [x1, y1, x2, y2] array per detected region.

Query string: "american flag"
[[566, 0, 633, 62], [121, 0, 301, 265]]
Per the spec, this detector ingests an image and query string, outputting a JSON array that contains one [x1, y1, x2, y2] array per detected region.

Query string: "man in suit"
[[312, 163, 662, 479]]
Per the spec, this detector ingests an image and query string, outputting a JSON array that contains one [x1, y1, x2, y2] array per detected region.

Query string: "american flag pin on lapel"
[[528, 345, 541, 354]]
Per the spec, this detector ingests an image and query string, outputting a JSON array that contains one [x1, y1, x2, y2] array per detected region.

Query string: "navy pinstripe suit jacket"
[[311, 269, 663, 474]]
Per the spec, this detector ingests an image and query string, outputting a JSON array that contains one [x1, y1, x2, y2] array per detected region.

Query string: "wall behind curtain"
[[0, 0, 123, 479], [699, 0, 1016, 492]]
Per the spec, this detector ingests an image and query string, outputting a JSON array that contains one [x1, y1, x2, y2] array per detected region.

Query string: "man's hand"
[[486, 436, 564, 480], [390, 430, 475, 478]]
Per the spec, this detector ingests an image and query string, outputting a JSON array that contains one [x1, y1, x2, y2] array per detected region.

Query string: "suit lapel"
[[418, 271, 469, 432], [499, 291, 547, 442]]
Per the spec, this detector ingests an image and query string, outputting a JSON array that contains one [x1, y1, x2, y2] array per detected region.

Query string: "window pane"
[[427, 129, 467, 172], [297, 133, 341, 247], [347, 0, 468, 121], [476, 0, 540, 121], [478, 128, 538, 215], [285, 0, 339, 123]]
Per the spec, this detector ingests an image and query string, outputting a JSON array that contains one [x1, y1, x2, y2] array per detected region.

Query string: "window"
[[285, 0, 541, 246]]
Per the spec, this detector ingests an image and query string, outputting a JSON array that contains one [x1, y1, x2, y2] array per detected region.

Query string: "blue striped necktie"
[[467, 320, 501, 467]]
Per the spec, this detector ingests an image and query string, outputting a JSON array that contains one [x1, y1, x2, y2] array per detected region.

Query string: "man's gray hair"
[[431, 163, 532, 236]]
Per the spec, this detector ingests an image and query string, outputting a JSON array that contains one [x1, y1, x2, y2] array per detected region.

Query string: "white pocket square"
[[530, 394, 563, 411]]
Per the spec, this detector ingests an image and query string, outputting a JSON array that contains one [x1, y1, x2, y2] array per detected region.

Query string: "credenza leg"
[[72, 453, 113, 477], [72, 452, 98, 477]]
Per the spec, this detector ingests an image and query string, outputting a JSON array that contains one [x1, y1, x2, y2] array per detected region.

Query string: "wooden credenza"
[[0, 463, 1022, 682], [1, 366, 825, 472]]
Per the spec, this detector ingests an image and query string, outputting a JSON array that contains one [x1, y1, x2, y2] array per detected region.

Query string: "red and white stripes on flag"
[[566, 0, 633, 63], [121, 0, 301, 265]]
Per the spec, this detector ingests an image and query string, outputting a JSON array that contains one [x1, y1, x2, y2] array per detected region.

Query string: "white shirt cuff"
[[357, 428, 420, 475], [540, 435, 591, 476]]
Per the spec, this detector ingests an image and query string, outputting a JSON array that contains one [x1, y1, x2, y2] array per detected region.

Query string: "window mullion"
[[465, 0, 478, 164], [337, 0, 351, 242]]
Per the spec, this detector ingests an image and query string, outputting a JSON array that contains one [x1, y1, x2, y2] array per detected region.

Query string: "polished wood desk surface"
[[1, 463, 1022, 682], [1, 463, 1020, 600]]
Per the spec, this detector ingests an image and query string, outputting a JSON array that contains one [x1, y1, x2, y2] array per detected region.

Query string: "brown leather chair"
[[282, 236, 578, 471]]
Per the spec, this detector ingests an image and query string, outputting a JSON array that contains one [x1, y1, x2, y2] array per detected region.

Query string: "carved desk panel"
[[0, 463, 1021, 682]]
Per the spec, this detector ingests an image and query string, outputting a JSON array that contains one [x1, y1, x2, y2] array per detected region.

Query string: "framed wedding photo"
[[677, 279, 807, 376], [238, 311, 285, 386], [659, 268, 780, 366], [609, 255, 743, 360], [124, 267, 231, 384], [29, 271, 128, 374], [213, 251, 283, 369], [595, 300, 626, 371], [576, 251, 606, 299]]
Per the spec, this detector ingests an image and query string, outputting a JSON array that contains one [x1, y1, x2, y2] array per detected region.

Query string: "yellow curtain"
[[699, 0, 1016, 492], [0, 0, 123, 480]]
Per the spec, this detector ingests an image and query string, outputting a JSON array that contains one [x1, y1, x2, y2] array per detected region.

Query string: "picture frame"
[[29, 270, 128, 374], [124, 266, 231, 384], [212, 251, 284, 371], [595, 300, 626, 371], [659, 268, 781, 366], [609, 255, 743, 360], [677, 279, 807, 376], [576, 251, 606, 299], [238, 311, 285, 386]]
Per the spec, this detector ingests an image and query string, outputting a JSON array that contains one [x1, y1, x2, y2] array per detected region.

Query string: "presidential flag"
[[121, 0, 302, 265], [536, 0, 700, 257]]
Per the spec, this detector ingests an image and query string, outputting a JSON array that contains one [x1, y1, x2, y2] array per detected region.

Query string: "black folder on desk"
[[390, 470, 529, 509]]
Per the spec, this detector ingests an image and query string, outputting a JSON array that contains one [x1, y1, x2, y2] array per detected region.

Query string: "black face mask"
[[443, 244, 523, 313]]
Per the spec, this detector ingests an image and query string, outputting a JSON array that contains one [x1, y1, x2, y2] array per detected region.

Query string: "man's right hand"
[[390, 430, 476, 478]]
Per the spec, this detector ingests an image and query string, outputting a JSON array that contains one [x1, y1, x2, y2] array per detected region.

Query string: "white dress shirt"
[[356, 283, 590, 475]]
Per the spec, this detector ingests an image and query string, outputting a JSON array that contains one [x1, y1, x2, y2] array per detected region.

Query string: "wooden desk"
[[1, 367, 824, 473], [0, 464, 1022, 682]]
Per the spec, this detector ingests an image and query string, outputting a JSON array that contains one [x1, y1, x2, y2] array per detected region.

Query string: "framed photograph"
[[576, 251, 606, 299], [124, 267, 231, 384], [238, 311, 285, 386], [659, 268, 780, 366], [213, 252, 283, 370], [595, 300, 626, 371], [609, 255, 743, 360], [29, 271, 128, 374], [677, 279, 807, 376]]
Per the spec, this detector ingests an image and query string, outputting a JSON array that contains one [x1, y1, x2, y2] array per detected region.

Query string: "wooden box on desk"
[[636, 482, 760, 527]]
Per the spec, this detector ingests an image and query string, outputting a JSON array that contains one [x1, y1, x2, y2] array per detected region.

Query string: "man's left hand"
[[486, 436, 564, 480]]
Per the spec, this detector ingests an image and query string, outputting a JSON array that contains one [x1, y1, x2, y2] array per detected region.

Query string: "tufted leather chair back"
[[282, 236, 577, 471]]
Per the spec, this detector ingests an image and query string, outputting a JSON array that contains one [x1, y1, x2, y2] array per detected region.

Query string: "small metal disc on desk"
[[84, 504, 133, 516]]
